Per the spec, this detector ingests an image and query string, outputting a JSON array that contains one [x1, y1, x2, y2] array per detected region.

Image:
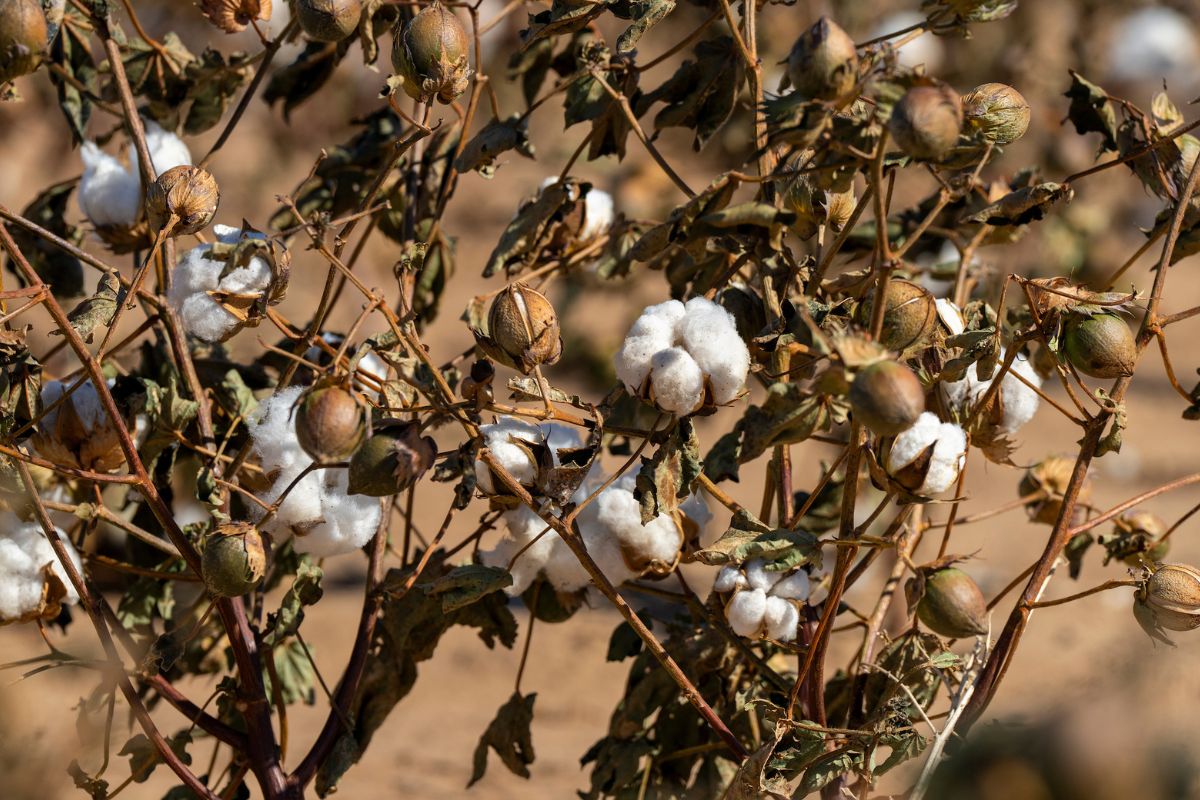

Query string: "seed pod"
[[785, 16, 858, 104], [782, 172, 856, 241], [347, 419, 437, 497], [1104, 511, 1169, 566], [1135, 563, 1200, 635], [1019, 455, 1091, 525], [961, 82, 1030, 144], [391, 2, 471, 105], [1063, 313, 1136, 379], [889, 82, 963, 161], [913, 567, 988, 638], [295, 0, 361, 42], [850, 360, 925, 436], [0, 0, 49, 84], [294, 384, 366, 463], [480, 283, 562, 374], [32, 379, 128, 473], [201, 0, 272, 34], [859, 279, 937, 353], [202, 522, 268, 597], [146, 165, 219, 236]]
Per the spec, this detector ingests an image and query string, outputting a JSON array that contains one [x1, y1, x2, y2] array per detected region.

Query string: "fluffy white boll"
[[887, 412, 967, 495], [868, 12, 944, 72], [39, 378, 108, 435], [247, 388, 381, 557], [473, 417, 582, 494], [713, 565, 747, 593], [0, 511, 81, 622], [1108, 8, 1198, 85], [581, 187, 614, 240], [615, 297, 750, 414], [940, 351, 1041, 435], [78, 121, 192, 228], [726, 588, 768, 637], [763, 596, 800, 642], [170, 225, 272, 342], [770, 570, 811, 601]]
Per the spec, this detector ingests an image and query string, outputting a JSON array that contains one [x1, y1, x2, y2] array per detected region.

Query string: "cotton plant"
[[714, 559, 811, 642], [615, 297, 751, 415], [77, 119, 192, 229], [0, 510, 81, 624], [245, 387, 380, 557], [883, 411, 968, 497], [169, 224, 273, 342]]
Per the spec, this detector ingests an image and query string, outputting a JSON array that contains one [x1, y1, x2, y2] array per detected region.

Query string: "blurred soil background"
[[3, 0, 1200, 797]]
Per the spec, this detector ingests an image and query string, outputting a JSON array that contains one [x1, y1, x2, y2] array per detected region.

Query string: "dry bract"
[[200, 0, 272, 34]]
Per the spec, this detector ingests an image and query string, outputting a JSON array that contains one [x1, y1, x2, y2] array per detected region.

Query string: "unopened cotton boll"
[[764, 596, 800, 642], [726, 588, 767, 637], [0, 511, 81, 623], [77, 120, 193, 229], [941, 351, 1042, 435], [169, 225, 272, 342], [886, 412, 967, 496]]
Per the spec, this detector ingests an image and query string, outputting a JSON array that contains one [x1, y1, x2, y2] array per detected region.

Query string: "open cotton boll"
[[940, 351, 1042, 435], [291, 471, 382, 557], [473, 417, 581, 494], [0, 511, 81, 622], [1108, 8, 1198, 84], [596, 486, 680, 568], [679, 297, 750, 404], [78, 143, 142, 227], [726, 588, 767, 637], [744, 559, 779, 593], [481, 505, 561, 595], [887, 412, 967, 495], [763, 596, 800, 642], [713, 565, 747, 593], [138, 120, 193, 176], [246, 387, 305, 472], [769, 570, 810, 601], [581, 187, 614, 240], [170, 225, 272, 342], [649, 347, 704, 415]]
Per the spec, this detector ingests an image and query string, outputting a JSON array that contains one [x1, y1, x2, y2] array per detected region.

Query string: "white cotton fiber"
[[0, 511, 81, 622], [769, 570, 811, 601], [246, 387, 381, 556], [940, 350, 1042, 435], [78, 143, 142, 227], [473, 417, 582, 494], [743, 558, 778, 593], [764, 596, 800, 642], [726, 588, 767, 637], [170, 225, 272, 342], [713, 565, 746, 593], [40, 379, 108, 434], [615, 297, 749, 414], [679, 297, 751, 404], [649, 347, 704, 415], [581, 188, 614, 241], [887, 412, 967, 495], [482, 504, 560, 595], [139, 120, 193, 176]]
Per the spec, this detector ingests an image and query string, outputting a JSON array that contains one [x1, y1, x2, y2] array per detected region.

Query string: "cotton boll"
[[769, 570, 810, 601], [641, 299, 686, 328], [0, 511, 81, 622], [473, 417, 552, 493], [939, 350, 1042, 435], [138, 120, 193, 177], [726, 588, 767, 637], [170, 227, 272, 342], [247, 387, 306, 473], [680, 298, 749, 404], [764, 596, 800, 642], [649, 347, 704, 415], [887, 412, 967, 496], [594, 484, 680, 571], [713, 565, 746, 593], [744, 559, 780, 593], [581, 188, 614, 240], [78, 143, 141, 227], [295, 472, 382, 557]]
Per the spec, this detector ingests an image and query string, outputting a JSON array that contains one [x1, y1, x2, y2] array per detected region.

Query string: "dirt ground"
[[3, 0, 1200, 798]]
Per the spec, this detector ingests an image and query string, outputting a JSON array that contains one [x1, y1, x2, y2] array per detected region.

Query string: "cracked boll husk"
[[615, 297, 749, 414], [887, 412, 967, 495], [472, 417, 581, 494], [78, 120, 193, 228], [0, 510, 80, 622], [247, 387, 381, 557], [169, 224, 271, 342], [940, 349, 1041, 435], [34, 379, 125, 472]]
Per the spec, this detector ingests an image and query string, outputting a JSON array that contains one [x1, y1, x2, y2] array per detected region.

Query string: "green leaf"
[[68, 760, 110, 799], [612, 0, 676, 54], [641, 37, 744, 150], [739, 383, 842, 462], [264, 39, 354, 120], [703, 430, 743, 482], [1063, 70, 1118, 152], [56, 273, 119, 344], [606, 619, 644, 661], [265, 560, 324, 646], [470, 691, 537, 786], [453, 115, 536, 178], [422, 564, 514, 612], [521, 1, 605, 48], [634, 418, 701, 524], [695, 509, 821, 570], [48, 10, 98, 144], [962, 182, 1073, 226], [799, 746, 863, 795], [267, 639, 317, 706]]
